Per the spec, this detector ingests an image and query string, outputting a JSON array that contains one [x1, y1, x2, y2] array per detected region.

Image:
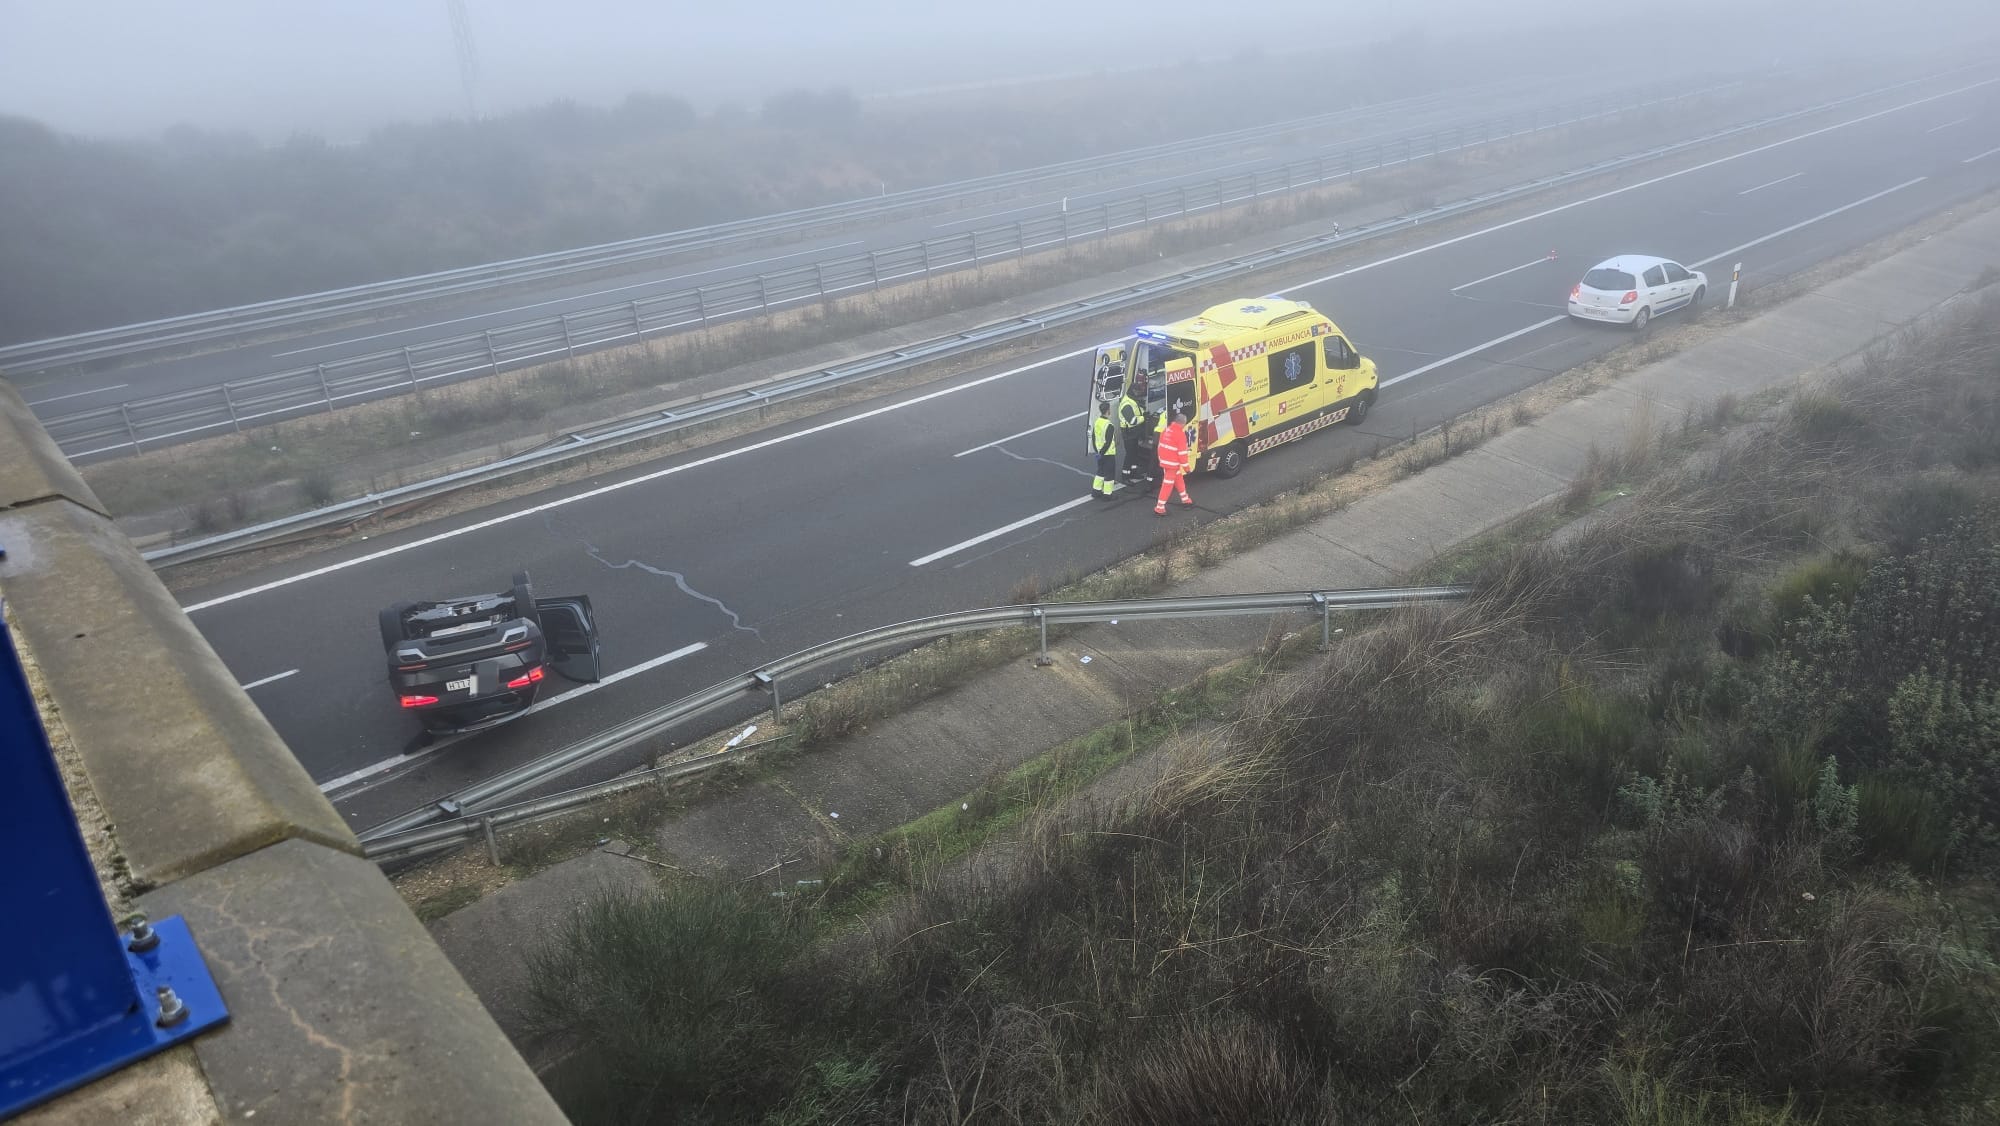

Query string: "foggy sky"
[[2, 0, 1996, 142]]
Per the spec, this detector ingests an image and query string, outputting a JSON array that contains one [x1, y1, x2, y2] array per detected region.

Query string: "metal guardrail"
[[357, 583, 1474, 861], [47, 86, 1723, 462], [0, 77, 1672, 375], [137, 76, 1927, 571]]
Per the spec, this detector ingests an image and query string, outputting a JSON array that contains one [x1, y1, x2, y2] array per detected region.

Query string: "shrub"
[[525, 882, 814, 1120], [1094, 1020, 1329, 1126], [1786, 388, 1868, 445], [1765, 551, 1871, 639]]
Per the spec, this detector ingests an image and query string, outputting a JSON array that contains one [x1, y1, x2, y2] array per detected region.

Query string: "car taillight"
[[506, 666, 545, 690], [399, 694, 439, 708], [1569, 284, 1580, 300], [1620, 290, 1638, 305]]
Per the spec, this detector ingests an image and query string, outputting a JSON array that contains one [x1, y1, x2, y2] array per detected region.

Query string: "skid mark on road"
[[992, 444, 1094, 478], [584, 542, 762, 639]]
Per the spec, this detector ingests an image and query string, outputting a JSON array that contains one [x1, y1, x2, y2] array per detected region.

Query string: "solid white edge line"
[[273, 243, 868, 357], [1738, 171, 1803, 195], [1380, 317, 1568, 389], [909, 496, 1098, 567], [1965, 144, 2000, 164], [240, 669, 299, 690], [1691, 177, 1927, 269], [1926, 116, 1970, 133], [192, 77, 2000, 612], [1272, 76, 1999, 300], [183, 341, 1118, 613], [26, 383, 128, 406], [956, 411, 1087, 456], [1451, 256, 1554, 292], [315, 640, 709, 796]]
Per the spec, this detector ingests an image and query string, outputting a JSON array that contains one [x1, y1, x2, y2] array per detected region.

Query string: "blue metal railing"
[[0, 615, 229, 1118]]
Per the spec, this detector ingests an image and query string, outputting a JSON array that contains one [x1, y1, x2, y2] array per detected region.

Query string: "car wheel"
[[1691, 285, 1705, 310], [1632, 307, 1651, 331], [511, 570, 540, 631], [1214, 444, 1245, 479], [1344, 390, 1375, 426], [379, 603, 414, 652]]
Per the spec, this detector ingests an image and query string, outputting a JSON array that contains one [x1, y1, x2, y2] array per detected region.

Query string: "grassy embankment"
[[523, 292, 2000, 1123]]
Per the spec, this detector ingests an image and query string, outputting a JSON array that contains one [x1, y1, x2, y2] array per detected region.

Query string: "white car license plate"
[[446, 677, 474, 692]]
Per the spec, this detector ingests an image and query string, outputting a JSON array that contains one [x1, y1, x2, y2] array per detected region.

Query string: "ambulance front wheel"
[[1212, 445, 1245, 479], [1345, 390, 1375, 426]]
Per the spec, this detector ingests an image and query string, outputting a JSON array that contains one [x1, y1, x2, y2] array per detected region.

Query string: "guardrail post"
[[1315, 155, 1326, 184], [754, 670, 781, 724], [1033, 607, 1052, 667], [559, 314, 575, 358], [118, 402, 140, 453], [483, 816, 501, 866], [221, 383, 242, 432], [814, 263, 828, 299], [1013, 220, 1026, 252], [970, 233, 980, 267], [1099, 201, 1110, 231], [403, 346, 418, 391], [696, 286, 709, 324], [483, 330, 498, 372], [757, 276, 770, 312], [1314, 593, 1331, 651], [921, 239, 932, 276], [315, 363, 333, 414], [867, 251, 880, 287], [1178, 184, 1188, 215], [628, 301, 643, 336]]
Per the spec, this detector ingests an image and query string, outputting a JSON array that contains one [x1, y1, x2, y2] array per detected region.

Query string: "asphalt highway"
[[14, 69, 1720, 417], [172, 72, 2000, 829]]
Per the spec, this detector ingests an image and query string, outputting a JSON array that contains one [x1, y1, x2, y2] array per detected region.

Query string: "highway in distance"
[[168, 72, 2000, 828]]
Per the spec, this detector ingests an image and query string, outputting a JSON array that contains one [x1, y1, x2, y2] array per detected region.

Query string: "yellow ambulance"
[[1089, 298, 1378, 477]]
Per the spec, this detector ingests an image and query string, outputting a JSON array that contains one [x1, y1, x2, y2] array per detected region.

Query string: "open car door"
[[535, 596, 603, 683]]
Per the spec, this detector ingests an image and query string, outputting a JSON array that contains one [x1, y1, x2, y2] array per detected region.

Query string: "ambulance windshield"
[[1133, 340, 1192, 381]]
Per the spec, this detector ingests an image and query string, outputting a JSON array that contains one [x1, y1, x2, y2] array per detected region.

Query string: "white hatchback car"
[[1568, 255, 1706, 329]]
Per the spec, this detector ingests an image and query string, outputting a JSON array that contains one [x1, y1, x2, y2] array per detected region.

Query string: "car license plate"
[[446, 677, 474, 692]]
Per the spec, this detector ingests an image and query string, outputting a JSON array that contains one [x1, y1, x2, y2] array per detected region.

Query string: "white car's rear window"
[[1582, 268, 1636, 290]]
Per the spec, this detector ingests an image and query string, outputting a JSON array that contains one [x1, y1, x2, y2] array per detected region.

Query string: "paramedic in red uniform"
[[1154, 409, 1194, 515]]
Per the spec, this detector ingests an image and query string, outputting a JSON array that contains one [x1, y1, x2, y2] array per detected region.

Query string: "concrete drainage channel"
[[139, 71, 1976, 571]]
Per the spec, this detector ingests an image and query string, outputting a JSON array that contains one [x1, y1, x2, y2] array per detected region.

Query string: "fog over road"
[[162, 73, 2000, 830]]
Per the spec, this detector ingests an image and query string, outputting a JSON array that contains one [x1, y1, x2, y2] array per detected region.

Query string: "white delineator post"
[[1726, 262, 1742, 309]]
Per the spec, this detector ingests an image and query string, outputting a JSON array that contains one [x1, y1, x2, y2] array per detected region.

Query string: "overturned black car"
[[379, 569, 602, 734]]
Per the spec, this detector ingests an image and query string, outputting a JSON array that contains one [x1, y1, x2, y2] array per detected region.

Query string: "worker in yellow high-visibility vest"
[[1116, 377, 1152, 483], [1089, 401, 1118, 500]]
